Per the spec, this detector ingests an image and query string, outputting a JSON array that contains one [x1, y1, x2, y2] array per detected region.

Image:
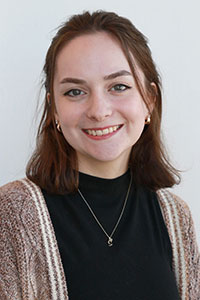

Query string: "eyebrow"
[[104, 70, 132, 80], [59, 70, 132, 85]]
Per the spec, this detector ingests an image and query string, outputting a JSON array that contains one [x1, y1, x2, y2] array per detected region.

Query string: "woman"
[[0, 11, 199, 300]]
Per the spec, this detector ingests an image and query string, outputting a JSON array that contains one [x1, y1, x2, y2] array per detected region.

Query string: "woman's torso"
[[43, 171, 180, 300]]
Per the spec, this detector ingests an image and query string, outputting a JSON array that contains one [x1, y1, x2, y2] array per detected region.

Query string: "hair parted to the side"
[[26, 10, 180, 194]]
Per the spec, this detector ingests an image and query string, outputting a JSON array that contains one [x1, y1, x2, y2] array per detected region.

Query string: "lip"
[[82, 124, 123, 140]]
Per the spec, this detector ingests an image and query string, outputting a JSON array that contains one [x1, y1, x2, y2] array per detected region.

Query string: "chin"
[[87, 148, 130, 163]]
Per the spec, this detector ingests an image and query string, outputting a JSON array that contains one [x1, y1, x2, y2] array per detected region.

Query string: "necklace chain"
[[78, 173, 132, 247]]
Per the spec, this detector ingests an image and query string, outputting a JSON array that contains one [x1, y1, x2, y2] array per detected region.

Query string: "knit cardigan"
[[0, 178, 199, 300]]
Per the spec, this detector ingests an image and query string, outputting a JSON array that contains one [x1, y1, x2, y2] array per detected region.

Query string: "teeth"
[[109, 127, 113, 133], [96, 130, 102, 136], [103, 128, 109, 135], [85, 125, 121, 136]]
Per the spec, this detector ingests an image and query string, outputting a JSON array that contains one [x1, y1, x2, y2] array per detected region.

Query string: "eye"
[[64, 89, 86, 97], [110, 84, 131, 92]]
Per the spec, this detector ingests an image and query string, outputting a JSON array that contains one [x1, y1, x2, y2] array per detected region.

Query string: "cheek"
[[56, 103, 81, 127], [119, 98, 147, 122]]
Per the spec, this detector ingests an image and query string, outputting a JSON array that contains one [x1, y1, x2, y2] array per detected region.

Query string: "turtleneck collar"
[[78, 169, 131, 197]]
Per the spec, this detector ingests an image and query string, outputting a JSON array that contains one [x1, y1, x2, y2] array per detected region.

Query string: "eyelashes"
[[64, 89, 86, 97], [109, 84, 131, 92], [63, 83, 132, 98]]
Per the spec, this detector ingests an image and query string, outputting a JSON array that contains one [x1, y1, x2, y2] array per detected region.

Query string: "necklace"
[[78, 173, 132, 247]]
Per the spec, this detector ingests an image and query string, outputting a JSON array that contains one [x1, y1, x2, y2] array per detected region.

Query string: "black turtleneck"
[[42, 171, 180, 300]]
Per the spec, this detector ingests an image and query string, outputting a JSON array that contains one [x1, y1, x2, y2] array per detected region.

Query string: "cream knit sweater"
[[0, 178, 199, 300]]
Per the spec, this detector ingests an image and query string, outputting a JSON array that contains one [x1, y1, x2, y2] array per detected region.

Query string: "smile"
[[83, 125, 122, 136]]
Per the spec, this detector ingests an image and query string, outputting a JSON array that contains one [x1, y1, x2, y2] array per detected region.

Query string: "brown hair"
[[26, 10, 180, 194]]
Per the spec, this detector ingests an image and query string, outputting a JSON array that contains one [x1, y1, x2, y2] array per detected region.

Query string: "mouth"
[[82, 124, 123, 138]]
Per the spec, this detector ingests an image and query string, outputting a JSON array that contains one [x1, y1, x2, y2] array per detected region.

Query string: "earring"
[[55, 120, 61, 132], [145, 115, 151, 125]]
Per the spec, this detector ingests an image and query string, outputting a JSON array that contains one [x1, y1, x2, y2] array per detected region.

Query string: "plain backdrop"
[[0, 0, 199, 244]]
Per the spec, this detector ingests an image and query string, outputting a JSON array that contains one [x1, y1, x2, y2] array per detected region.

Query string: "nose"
[[86, 91, 112, 122]]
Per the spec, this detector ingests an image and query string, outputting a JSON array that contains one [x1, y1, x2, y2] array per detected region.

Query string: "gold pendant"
[[108, 237, 113, 247]]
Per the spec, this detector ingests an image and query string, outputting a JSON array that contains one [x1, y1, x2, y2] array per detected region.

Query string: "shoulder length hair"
[[26, 10, 180, 194]]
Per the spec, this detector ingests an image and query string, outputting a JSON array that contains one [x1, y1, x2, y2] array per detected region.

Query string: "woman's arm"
[[183, 199, 200, 299], [0, 188, 23, 299], [158, 190, 200, 299]]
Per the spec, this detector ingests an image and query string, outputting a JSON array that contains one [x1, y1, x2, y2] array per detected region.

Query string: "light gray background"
[[0, 0, 199, 243]]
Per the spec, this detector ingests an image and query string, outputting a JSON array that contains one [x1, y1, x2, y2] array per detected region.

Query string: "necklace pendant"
[[108, 237, 113, 247]]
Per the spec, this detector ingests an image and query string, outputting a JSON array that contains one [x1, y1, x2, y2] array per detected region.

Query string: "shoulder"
[[156, 188, 196, 246], [156, 188, 192, 226], [0, 177, 42, 198], [1, 178, 31, 204], [0, 178, 31, 199], [156, 188, 193, 249], [0, 178, 46, 249], [0, 179, 27, 212], [0, 178, 43, 222]]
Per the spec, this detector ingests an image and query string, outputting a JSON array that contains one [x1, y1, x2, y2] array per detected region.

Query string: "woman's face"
[[53, 32, 150, 174]]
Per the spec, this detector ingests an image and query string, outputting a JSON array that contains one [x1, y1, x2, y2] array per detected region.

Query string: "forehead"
[[55, 32, 132, 79]]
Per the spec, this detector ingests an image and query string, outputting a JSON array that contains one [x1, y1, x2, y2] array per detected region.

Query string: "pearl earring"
[[145, 115, 151, 125], [55, 120, 61, 132]]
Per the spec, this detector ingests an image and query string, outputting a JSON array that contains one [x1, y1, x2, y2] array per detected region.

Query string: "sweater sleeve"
[[0, 180, 67, 300], [0, 186, 23, 299], [0, 181, 38, 300], [174, 195, 200, 300], [185, 203, 200, 299]]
